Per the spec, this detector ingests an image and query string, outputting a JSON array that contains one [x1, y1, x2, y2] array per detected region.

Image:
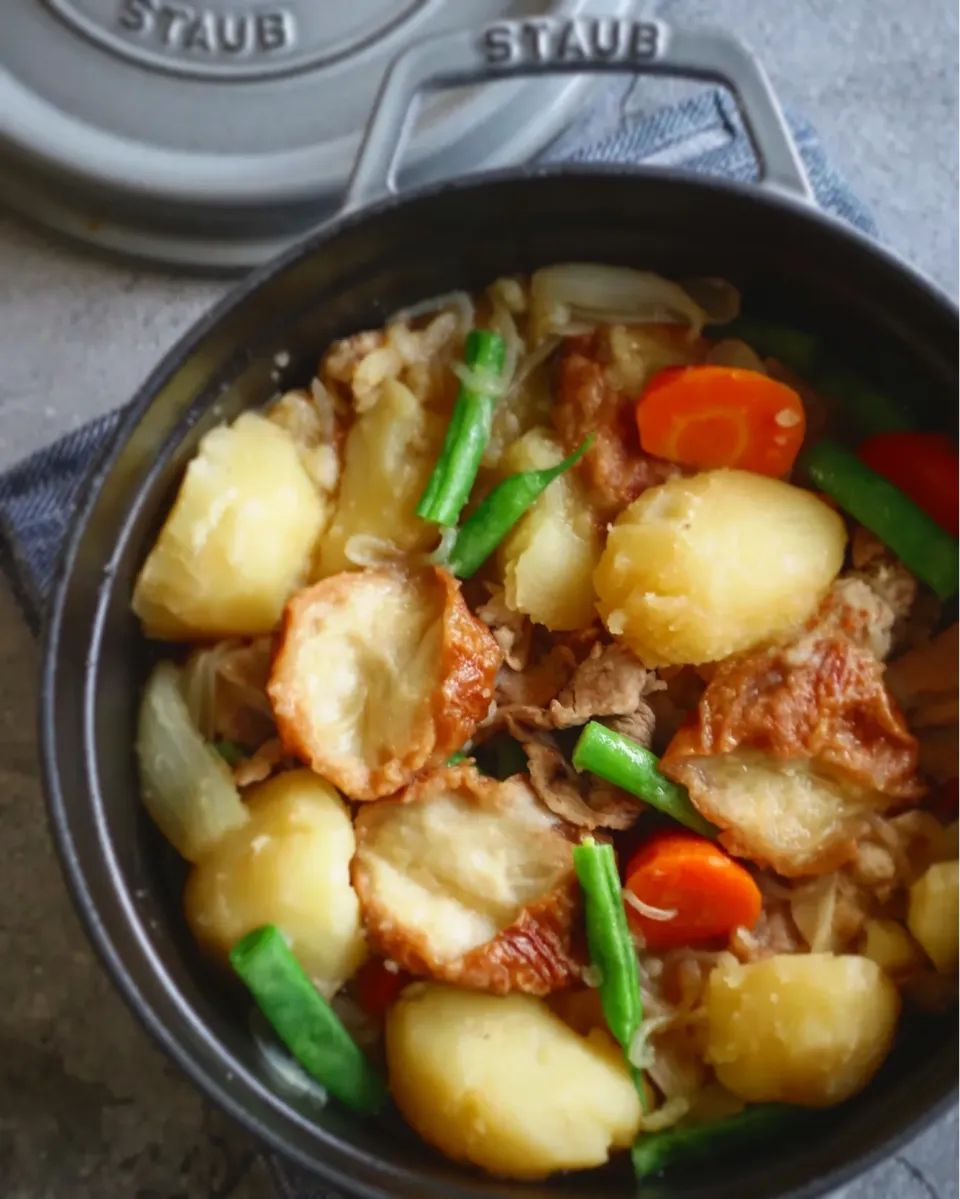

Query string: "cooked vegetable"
[[231, 924, 386, 1114], [446, 436, 593, 579], [136, 660, 250, 862], [857, 431, 959, 537], [529, 264, 710, 342], [859, 919, 926, 976], [572, 840, 643, 1078], [716, 318, 819, 375], [907, 860, 959, 973], [315, 379, 444, 576], [184, 770, 368, 997], [386, 985, 643, 1179], [213, 739, 246, 768], [495, 428, 603, 630], [573, 723, 717, 838], [352, 765, 580, 994], [132, 413, 328, 639], [631, 1104, 792, 1181], [801, 440, 959, 599], [817, 366, 912, 438], [353, 958, 412, 1017], [594, 470, 847, 667], [268, 567, 501, 800], [416, 330, 507, 526], [705, 954, 900, 1106], [636, 366, 806, 477], [624, 831, 761, 950]]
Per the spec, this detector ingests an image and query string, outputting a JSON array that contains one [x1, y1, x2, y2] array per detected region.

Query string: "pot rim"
[[39, 161, 959, 1199]]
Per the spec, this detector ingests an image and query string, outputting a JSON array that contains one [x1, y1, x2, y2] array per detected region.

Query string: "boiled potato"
[[497, 428, 603, 630], [184, 769, 367, 996], [386, 985, 642, 1179], [594, 470, 846, 666], [860, 919, 927, 975], [908, 860, 959, 973], [133, 413, 328, 640], [315, 379, 444, 576], [705, 953, 899, 1106]]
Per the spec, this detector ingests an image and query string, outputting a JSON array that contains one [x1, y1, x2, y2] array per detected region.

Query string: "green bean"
[[800, 440, 958, 598], [816, 366, 913, 438], [416, 330, 507, 526], [719, 318, 820, 376], [572, 839, 644, 1097], [446, 436, 593, 579], [230, 925, 387, 1115], [212, 739, 246, 768], [632, 1104, 793, 1181], [572, 722, 718, 838]]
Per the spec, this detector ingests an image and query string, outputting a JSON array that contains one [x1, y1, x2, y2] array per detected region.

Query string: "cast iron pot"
[[40, 18, 958, 1199]]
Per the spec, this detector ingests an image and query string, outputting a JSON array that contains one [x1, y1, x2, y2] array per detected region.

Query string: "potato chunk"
[[386, 985, 642, 1179], [353, 765, 581, 993], [133, 413, 329, 640], [269, 568, 501, 800], [594, 469, 846, 667], [497, 428, 603, 631], [183, 769, 367, 997], [908, 860, 959, 973], [705, 954, 899, 1106], [314, 379, 444, 576]]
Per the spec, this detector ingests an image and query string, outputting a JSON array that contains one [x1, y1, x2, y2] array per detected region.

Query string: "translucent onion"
[[248, 1008, 329, 1105], [679, 276, 742, 324], [181, 640, 239, 739], [623, 890, 678, 922], [136, 660, 250, 862], [529, 264, 710, 341], [627, 1014, 674, 1070], [451, 361, 505, 398], [388, 290, 475, 336], [705, 338, 768, 373]]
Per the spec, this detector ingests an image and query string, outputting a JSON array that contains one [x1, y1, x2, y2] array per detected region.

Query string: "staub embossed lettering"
[[115, 0, 294, 56], [483, 18, 659, 66]]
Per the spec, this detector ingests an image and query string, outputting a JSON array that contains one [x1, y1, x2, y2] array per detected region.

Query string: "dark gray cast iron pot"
[[40, 18, 959, 1199]]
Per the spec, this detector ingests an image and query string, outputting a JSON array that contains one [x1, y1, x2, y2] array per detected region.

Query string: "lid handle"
[[342, 18, 813, 212]]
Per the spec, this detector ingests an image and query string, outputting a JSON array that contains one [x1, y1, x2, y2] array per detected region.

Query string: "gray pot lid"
[[0, 0, 628, 271]]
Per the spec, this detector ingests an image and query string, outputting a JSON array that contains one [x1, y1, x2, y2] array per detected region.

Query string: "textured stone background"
[[0, 2, 956, 1197]]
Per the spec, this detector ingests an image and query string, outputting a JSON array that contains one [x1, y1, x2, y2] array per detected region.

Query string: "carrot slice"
[[623, 830, 762, 951], [857, 431, 959, 537], [636, 365, 806, 476], [353, 957, 411, 1017]]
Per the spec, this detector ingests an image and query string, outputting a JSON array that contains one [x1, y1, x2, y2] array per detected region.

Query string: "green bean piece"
[[572, 722, 718, 838], [446, 436, 593, 579], [572, 839, 645, 1098], [230, 925, 387, 1115], [416, 330, 507, 526], [213, 739, 246, 768], [800, 440, 958, 599], [632, 1104, 793, 1181], [446, 751, 469, 766], [719, 318, 821, 376], [816, 366, 913, 438]]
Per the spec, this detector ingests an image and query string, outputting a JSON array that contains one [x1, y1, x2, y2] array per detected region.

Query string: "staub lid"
[[0, 0, 628, 270]]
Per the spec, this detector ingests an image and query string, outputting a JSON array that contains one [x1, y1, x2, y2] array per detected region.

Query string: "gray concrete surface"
[[0, 2, 956, 1197]]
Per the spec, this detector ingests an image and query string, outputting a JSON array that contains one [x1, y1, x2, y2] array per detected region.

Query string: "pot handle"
[[342, 18, 813, 213]]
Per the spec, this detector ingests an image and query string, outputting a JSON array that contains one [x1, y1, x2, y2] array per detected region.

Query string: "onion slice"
[[136, 660, 250, 862], [529, 264, 710, 341]]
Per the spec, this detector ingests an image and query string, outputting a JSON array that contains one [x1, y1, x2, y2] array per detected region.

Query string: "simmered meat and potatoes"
[[133, 265, 959, 1183]]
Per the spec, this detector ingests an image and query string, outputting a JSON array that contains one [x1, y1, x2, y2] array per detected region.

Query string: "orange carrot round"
[[636, 365, 806, 476], [623, 830, 762, 951], [353, 957, 411, 1017]]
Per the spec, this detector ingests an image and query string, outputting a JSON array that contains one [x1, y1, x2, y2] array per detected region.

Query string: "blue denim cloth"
[[0, 87, 877, 1199]]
